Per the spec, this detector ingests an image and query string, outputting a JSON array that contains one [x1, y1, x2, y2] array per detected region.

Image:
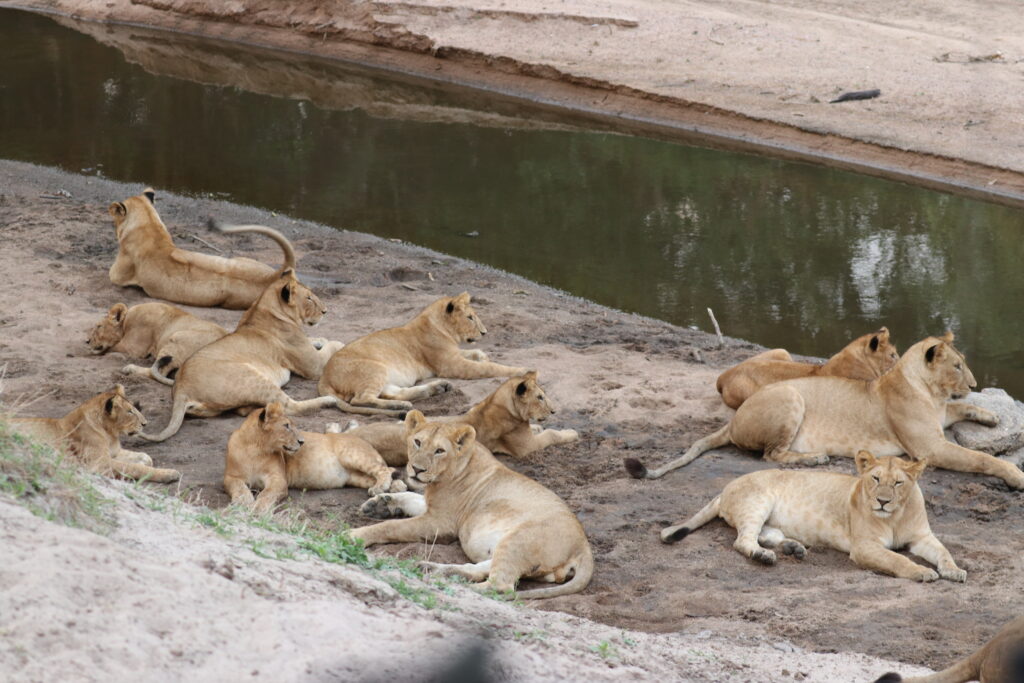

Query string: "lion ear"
[[455, 292, 471, 305], [940, 330, 954, 344], [904, 458, 928, 480], [404, 410, 427, 433], [451, 424, 476, 450], [142, 188, 155, 204], [108, 201, 127, 219], [105, 397, 115, 415], [524, 370, 539, 382], [110, 303, 128, 323], [515, 381, 528, 396], [854, 450, 876, 474], [280, 284, 291, 303], [924, 344, 940, 364], [114, 384, 126, 397]]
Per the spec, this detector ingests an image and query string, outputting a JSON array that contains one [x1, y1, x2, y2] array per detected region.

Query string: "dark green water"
[[3, 9, 1024, 393]]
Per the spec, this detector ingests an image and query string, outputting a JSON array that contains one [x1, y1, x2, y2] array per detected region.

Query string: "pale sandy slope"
[[376, 0, 1024, 173]]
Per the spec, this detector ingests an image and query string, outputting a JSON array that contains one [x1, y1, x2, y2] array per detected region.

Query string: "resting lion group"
[[12, 188, 1023, 675]]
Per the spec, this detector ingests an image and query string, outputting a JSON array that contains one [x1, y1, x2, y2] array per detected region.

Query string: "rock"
[[1001, 447, 1024, 468], [949, 389, 1024, 455], [772, 641, 796, 653]]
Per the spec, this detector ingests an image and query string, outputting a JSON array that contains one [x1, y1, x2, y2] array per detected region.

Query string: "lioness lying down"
[[333, 371, 578, 465], [626, 333, 1024, 489], [348, 411, 593, 599], [716, 327, 899, 409], [87, 302, 228, 385], [875, 615, 1024, 683], [223, 403, 407, 514], [662, 451, 965, 583], [318, 292, 527, 413], [141, 270, 395, 443], [108, 188, 297, 309], [11, 385, 179, 483]]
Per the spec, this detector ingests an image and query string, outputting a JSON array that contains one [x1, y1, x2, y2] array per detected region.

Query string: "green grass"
[[0, 419, 110, 530], [590, 640, 619, 660]]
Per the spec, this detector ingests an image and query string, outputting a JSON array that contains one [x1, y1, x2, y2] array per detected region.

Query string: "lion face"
[[99, 385, 146, 437], [403, 410, 475, 486], [864, 327, 900, 376], [276, 272, 327, 327], [854, 450, 926, 518], [442, 292, 486, 343], [256, 402, 304, 455], [510, 371, 556, 422], [87, 303, 128, 354], [922, 332, 976, 400]]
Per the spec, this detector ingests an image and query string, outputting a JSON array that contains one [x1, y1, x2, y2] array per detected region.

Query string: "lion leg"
[[359, 491, 427, 519], [909, 533, 966, 583], [420, 559, 492, 582], [850, 542, 938, 582], [120, 363, 154, 379], [113, 447, 153, 466], [348, 513, 453, 547], [98, 458, 180, 484], [434, 356, 527, 380], [252, 476, 289, 515], [758, 526, 806, 559], [380, 381, 452, 401], [319, 360, 412, 411], [731, 385, 829, 466], [924, 442, 1024, 489], [224, 475, 255, 507], [500, 425, 580, 457], [280, 395, 342, 416], [460, 349, 488, 362], [942, 401, 999, 428]]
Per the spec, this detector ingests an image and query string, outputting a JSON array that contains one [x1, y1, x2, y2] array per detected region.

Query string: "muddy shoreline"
[[4, 0, 1024, 209], [2, 160, 1022, 674]]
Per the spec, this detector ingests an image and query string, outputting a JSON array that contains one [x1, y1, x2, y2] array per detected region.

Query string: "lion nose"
[[876, 496, 891, 506], [411, 465, 426, 475], [297, 438, 305, 446]]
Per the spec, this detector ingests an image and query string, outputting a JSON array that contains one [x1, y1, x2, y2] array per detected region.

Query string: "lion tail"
[[515, 543, 594, 600], [873, 648, 983, 683], [660, 495, 721, 544], [623, 423, 731, 480], [138, 392, 189, 442], [208, 219, 296, 273]]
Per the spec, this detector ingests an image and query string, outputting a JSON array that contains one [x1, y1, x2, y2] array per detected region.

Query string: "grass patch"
[[0, 418, 110, 530]]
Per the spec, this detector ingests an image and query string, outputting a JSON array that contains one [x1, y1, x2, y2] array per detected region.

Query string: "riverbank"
[[2, 161, 1022, 678], [3, 0, 1023, 207]]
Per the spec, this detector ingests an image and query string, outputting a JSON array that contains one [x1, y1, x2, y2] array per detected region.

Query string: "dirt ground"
[[5, 0, 1024, 206], [2, 160, 1021, 674]]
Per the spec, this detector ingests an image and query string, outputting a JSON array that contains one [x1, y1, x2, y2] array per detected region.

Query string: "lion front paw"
[[310, 337, 328, 350], [559, 429, 580, 444], [909, 567, 939, 583], [781, 540, 807, 560], [939, 566, 967, 583], [751, 548, 777, 566], [431, 380, 453, 395], [360, 494, 406, 519]]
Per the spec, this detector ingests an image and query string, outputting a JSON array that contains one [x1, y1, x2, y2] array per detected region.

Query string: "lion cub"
[[223, 403, 406, 514], [87, 302, 228, 385], [348, 411, 593, 599], [318, 293, 527, 413], [662, 451, 965, 583], [11, 385, 180, 483], [626, 333, 1024, 489], [108, 188, 297, 309], [333, 371, 578, 465], [716, 327, 899, 409]]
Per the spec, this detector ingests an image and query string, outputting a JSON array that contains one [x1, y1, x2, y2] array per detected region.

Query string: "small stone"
[[772, 641, 796, 653], [950, 389, 1024, 454]]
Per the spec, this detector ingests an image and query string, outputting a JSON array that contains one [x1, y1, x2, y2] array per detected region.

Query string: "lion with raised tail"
[[625, 333, 1024, 489], [86, 302, 228, 385], [107, 188, 297, 309], [716, 327, 899, 409], [223, 403, 406, 514], [11, 385, 180, 483], [661, 451, 965, 582], [348, 411, 592, 599], [874, 615, 1024, 682]]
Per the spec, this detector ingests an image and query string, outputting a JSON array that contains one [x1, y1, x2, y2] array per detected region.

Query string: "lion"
[[11, 385, 180, 483], [86, 302, 228, 385], [108, 188, 297, 309], [347, 411, 593, 599], [625, 333, 1024, 489], [318, 292, 527, 412], [660, 451, 965, 582], [331, 371, 578, 465], [716, 327, 899, 409], [223, 402, 407, 514], [874, 615, 1024, 682], [140, 270, 400, 443]]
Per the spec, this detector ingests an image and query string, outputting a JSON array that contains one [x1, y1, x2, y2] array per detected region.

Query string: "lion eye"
[[872, 475, 880, 483], [954, 363, 962, 370], [434, 448, 445, 455], [894, 481, 903, 486], [413, 439, 421, 449]]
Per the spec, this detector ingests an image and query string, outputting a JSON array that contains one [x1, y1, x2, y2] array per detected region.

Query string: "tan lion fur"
[[348, 411, 593, 599], [626, 333, 1024, 488], [107, 188, 296, 309], [661, 452, 965, 582], [86, 302, 228, 385], [318, 293, 527, 412], [716, 327, 900, 409], [11, 385, 179, 483], [223, 403, 407, 514], [140, 270, 398, 443], [336, 371, 578, 465], [874, 615, 1024, 682]]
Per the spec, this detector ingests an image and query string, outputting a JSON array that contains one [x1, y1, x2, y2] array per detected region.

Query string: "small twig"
[[707, 308, 725, 349], [186, 233, 225, 254]]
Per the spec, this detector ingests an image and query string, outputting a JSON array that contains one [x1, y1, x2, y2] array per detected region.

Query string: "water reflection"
[[2, 9, 1024, 394]]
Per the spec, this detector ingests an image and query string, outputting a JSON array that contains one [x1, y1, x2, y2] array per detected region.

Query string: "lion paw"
[[940, 566, 967, 583], [464, 349, 488, 362], [781, 540, 806, 560], [388, 478, 408, 493], [972, 408, 999, 427], [360, 494, 406, 519], [560, 429, 581, 443], [751, 548, 777, 566], [432, 381, 453, 395], [310, 337, 328, 350], [910, 567, 939, 583], [804, 454, 830, 466]]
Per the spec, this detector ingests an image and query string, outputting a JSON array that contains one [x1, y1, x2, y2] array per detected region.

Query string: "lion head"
[[863, 327, 900, 376], [901, 331, 976, 401], [253, 402, 304, 455], [243, 269, 326, 328], [96, 384, 147, 437], [403, 410, 476, 486], [438, 292, 486, 343], [506, 371, 556, 422], [854, 450, 926, 518], [108, 188, 159, 234], [87, 303, 129, 354]]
